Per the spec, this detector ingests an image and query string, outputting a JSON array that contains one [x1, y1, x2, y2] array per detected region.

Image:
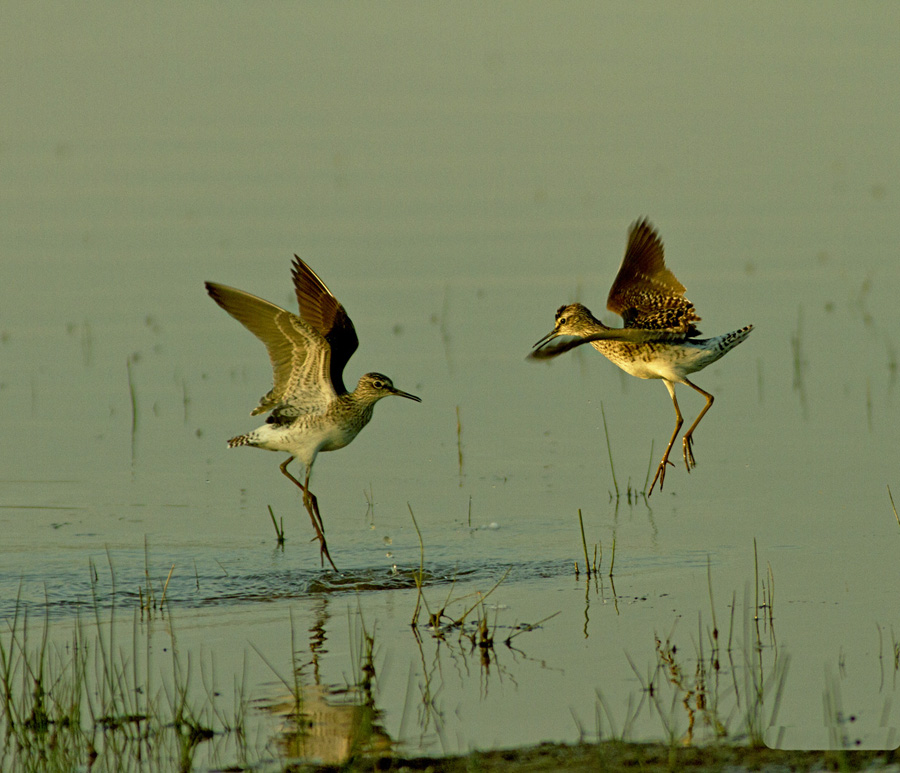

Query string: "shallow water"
[[2, 2, 900, 766]]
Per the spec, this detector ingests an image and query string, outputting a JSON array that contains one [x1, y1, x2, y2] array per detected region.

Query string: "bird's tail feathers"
[[227, 433, 257, 448]]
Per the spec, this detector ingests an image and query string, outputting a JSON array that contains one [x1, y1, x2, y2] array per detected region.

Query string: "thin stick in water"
[[408, 503, 429, 625], [600, 402, 619, 498], [753, 537, 761, 624], [267, 505, 285, 545], [159, 564, 175, 608], [504, 611, 562, 644], [456, 405, 464, 484], [608, 537, 616, 578], [706, 555, 718, 645], [577, 509, 592, 578], [127, 356, 138, 460]]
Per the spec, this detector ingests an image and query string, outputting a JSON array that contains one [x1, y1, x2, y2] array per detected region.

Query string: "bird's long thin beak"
[[391, 387, 422, 403], [532, 328, 559, 350]]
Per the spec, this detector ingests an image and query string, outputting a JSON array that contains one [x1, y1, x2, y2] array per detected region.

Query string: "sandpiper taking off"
[[531, 219, 752, 494], [206, 257, 420, 570]]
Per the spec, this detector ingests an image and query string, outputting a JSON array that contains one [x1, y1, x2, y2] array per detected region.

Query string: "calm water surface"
[[2, 2, 899, 765]]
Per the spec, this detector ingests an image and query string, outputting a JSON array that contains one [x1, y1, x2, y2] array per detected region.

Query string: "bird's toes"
[[648, 456, 674, 495], [682, 439, 697, 471]]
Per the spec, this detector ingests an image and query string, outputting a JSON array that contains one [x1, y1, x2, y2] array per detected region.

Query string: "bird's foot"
[[682, 435, 696, 472], [648, 455, 675, 496], [318, 536, 339, 572], [306, 533, 338, 572], [301, 495, 338, 572]]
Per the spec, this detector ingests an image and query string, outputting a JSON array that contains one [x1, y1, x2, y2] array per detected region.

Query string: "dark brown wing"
[[292, 256, 359, 395], [606, 219, 701, 335]]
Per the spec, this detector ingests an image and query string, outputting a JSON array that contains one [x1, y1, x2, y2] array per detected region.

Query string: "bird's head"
[[356, 373, 421, 405], [532, 303, 601, 349]]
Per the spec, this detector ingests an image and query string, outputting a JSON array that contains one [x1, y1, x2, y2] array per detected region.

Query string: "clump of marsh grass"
[[401, 598, 560, 753], [0, 567, 255, 771], [407, 505, 554, 650], [361, 506, 567, 752], [573, 510, 615, 580], [136, 539, 175, 619], [593, 543, 786, 749]]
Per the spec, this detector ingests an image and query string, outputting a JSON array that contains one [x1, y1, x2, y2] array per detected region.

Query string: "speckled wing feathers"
[[292, 256, 359, 395], [204, 282, 336, 416], [606, 219, 701, 336]]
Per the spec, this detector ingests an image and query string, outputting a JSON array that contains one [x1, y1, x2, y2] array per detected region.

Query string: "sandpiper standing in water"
[[206, 257, 421, 570], [530, 219, 752, 494]]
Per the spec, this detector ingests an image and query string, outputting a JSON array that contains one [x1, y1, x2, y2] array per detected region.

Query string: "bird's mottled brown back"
[[292, 256, 359, 394], [606, 219, 701, 336]]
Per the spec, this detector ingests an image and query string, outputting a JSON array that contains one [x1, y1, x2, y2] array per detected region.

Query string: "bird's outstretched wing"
[[606, 219, 701, 336], [205, 282, 336, 416], [292, 256, 359, 395]]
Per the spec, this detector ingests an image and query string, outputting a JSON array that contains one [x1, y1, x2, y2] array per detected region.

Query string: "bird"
[[530, 219, 753, 495], [205, 256, 421, 570]]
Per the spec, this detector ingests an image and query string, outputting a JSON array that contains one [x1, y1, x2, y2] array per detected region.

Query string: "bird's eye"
[[558, 317, 567, 326], [373, 380, 384, 389]]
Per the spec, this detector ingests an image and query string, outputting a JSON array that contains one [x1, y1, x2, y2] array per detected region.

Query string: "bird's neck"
[[575, 312, 609, 336], [348, 388, 380, 412]]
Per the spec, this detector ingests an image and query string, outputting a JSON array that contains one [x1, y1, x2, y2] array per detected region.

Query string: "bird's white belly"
[[251, 419, 360, 465], [618, 359, 667, 380]]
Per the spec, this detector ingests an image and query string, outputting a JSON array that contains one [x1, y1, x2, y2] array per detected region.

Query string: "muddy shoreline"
[[324, 741, 899, 773]]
